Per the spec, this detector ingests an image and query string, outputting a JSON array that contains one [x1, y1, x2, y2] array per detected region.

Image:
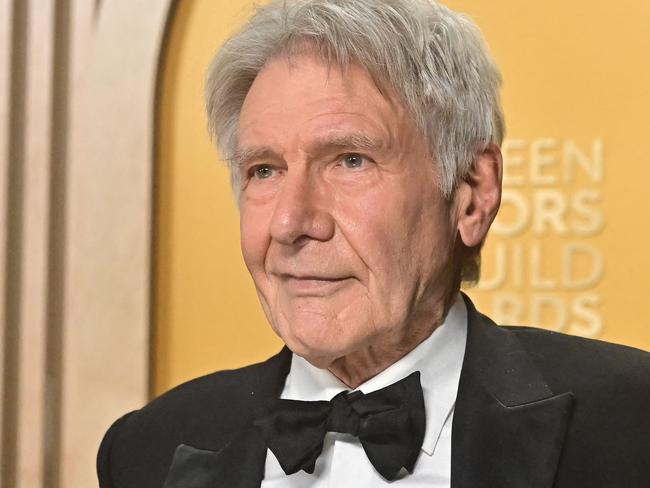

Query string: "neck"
[[326, 298, 451, 388]]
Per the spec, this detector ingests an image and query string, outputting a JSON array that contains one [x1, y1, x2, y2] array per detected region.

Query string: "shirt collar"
[[281, 294, 468, 457]]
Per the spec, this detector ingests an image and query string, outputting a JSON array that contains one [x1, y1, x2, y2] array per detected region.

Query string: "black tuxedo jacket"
[[98, 298, 650, 487]]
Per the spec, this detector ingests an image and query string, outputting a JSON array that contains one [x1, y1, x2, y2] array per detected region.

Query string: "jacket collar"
[[451, 294, 574, 488], [163, 347, 292, 488], [164, 296, 573, 488]]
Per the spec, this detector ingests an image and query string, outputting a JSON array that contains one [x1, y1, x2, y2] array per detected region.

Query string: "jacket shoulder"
[[97, 348, 290, 488], [466, 294, 649, 395], [504, 327, 650, 485], [506, 325, 650, 390]]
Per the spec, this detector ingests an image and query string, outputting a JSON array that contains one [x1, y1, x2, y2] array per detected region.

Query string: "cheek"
[[335, 200, 417, 319], [345, 184, 452, 288], [408, 201, 458, 293], [350, 192, 419, 263], [239, 206, 270, 273]]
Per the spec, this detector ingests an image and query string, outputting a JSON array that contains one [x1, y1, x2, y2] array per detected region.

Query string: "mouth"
[[278, 274, 354, 296]]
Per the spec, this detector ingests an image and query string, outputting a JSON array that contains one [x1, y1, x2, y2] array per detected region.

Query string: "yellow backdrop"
[[154, 0, 650, 396]]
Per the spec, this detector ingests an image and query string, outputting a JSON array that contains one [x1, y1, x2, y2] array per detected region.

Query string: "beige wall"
[[154, 0, 650, 396], [1, 0, 172, 486]]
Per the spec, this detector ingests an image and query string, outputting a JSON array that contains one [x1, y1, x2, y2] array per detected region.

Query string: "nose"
[[269, 169, 335, 246]]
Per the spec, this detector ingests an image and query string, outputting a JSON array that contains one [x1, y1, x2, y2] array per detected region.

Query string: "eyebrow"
[[228, 146, 278, 170], [310, 133, 384, 155], [230, 132, 385, 169]]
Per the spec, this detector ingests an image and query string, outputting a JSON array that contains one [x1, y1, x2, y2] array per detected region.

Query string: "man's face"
[[237, 54, 459, 368]]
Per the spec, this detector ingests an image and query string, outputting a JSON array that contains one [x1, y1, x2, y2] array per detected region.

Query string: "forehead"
[[238, 54, 410, 148]]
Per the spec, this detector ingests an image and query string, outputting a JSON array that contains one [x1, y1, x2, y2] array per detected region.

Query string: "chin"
[[297, 350, 338, 370], [275, 321, 359, 369], [281, 333, 342, 369]]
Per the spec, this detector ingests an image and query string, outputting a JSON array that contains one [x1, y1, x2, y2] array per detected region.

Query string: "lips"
[[283, 275, 345, 281], [277, 274, 354, 296]]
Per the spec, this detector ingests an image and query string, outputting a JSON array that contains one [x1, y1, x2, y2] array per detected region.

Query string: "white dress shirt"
[[261, 296, 468, 488]]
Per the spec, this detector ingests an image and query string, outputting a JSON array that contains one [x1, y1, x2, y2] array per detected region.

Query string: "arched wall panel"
[[0, 0, 174, 486]]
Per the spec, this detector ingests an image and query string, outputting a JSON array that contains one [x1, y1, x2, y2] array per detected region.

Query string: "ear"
[[455, 143, 502, 247]]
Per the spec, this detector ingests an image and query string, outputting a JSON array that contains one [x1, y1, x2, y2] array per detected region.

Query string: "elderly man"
[[98, 1, 649, 487]]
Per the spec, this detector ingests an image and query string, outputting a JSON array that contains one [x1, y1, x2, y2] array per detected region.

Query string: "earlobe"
[[456, 143, 503, 247]]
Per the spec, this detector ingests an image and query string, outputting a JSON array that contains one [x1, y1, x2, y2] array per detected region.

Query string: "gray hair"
[[205, 0, 504, 282]]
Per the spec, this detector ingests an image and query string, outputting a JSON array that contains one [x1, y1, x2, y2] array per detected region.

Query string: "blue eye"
[[253, 165, 275, 179], [342, 153, 365, 169]]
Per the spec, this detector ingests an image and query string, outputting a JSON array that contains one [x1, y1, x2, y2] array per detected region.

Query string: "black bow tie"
[[252, 371, 425, 481]]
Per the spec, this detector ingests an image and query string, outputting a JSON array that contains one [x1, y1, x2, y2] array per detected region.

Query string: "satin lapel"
[[451, 296, 574, 488], [164, 426, 268, 488], [164, 347, 292, 488]]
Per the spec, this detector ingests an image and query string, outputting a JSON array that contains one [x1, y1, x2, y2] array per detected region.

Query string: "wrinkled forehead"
[[273, 40, 398, 98], [236, 51, 423, 159], [242, 56, 406, 131]]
